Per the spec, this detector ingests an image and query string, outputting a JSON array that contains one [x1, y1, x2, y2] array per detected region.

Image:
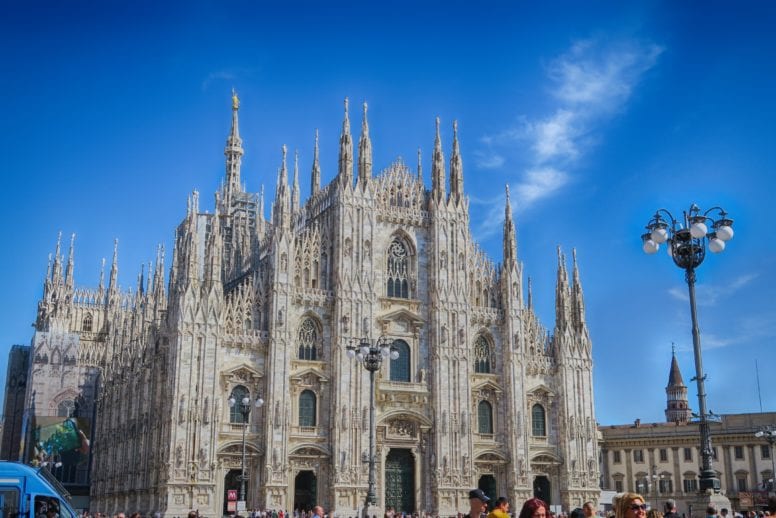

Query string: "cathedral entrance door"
[[478, 475, 497, 504], [223, 469, 241, 515], [293, 471, 317, 512], [385, 449, 415, 514], [533, 475, 551, 505]]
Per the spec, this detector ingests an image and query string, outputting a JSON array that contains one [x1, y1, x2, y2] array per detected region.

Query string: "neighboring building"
[[600, 353, 776, 514], [28, 95, 600, 516], [1, 344, 30, 460]]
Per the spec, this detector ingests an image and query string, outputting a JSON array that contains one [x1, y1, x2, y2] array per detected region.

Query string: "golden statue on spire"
[[231, 88, 240, 110]]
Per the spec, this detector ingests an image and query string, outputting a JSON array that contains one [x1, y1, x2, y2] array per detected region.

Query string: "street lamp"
[[228, 393, 264, 503], [642, 204, 734, 493], [755, 427, 776, 491], [650, 466, 664, 510], [344, 335, 399, 515]]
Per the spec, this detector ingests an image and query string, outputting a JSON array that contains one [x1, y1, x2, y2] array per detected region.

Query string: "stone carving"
[[389, 419, 416, 437]]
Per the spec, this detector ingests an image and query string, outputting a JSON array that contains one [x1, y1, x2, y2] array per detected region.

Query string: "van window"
[[34, 496, 74, 518], [0, 487, 21, 518]]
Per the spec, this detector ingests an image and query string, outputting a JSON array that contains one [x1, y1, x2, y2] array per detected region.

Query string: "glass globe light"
[[666, 241, 674, 257], [755, 431, 765, 438], [255, 397, 264, 407], [346, 348, 356, 359], [709, 238, 725, 253], [380, 346, 390, 357], [242, 396, 250, 406], [690, 221, 708, 239], [360, 345, 370, 356], [356, 352, 364, 361], [716, 225, 734, 241], [228, 397, 236, 408], [390, 349, 400, 360], [651, 227, 668, 244], [642, 239, 659, 254]]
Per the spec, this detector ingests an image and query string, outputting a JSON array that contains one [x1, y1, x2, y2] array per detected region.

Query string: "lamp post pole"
[[228, 394, 264, 504], [345, 336, 399, 516], [755, 428, 776, 491], [642, 204, 734, 493]]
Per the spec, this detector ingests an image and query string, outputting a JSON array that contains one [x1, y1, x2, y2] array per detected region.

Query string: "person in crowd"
[[312, 506, 324, 518], [706, 506, 717, 518], [517, 498, 550, 518], [646, 509, 663, 518], [614, 492, 646, 518], [583, 503, 596, 518], [465, 489, 490, 518], [769, 496, 776, 516], [570, 508, 585, 518], [486, 498, 510, 518], [663, 501, 679, 518]]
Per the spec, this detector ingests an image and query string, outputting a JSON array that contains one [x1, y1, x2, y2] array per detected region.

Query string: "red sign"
[[227, 490, 237, 502], [227, 502, 237, 513]]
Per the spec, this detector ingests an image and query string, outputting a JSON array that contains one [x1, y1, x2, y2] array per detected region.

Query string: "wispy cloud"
[[475, 37, 663, 235], [668, 273, 758, 306], [474, 150, 505, 169], [202, 70, 237, 91]]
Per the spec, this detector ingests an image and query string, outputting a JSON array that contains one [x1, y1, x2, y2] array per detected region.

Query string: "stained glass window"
[[390, 340, 411, 382], [532, 403, 546, 436], [298, 318, 319, 360], [387, 239, 410, 298], [229, 385, 249, 423], [474, 336, 493, 373], [299, 390, 317, 427], [478, 401, 493, 434]]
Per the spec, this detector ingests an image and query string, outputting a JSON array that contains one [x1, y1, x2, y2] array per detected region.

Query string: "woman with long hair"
[[518, 498, 550, 518], [614, 493, 647, 518]]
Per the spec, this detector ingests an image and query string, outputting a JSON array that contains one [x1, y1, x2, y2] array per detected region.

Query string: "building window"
[[613, 451, 622, 464], [660, 449, 668, 462], [478, 401, 493, 434], [57, 399, 75, 417], [82, 314, 93, 332], [386, 239, 410, 299], [299, 390, 317, 427], [474, 336, 493, 373], [634, 450, 644, 463], [389, 340, 411, 382], [297, 318, 320, 360], [614, 480, 624, 493], [683, 477, 698, 492], [659, 479, 673, 493], [734, 446, 744, 460], [531, 404, 546, 437], [762, 445, 771, 459], [229, 385, 249, 423], [684, 448, 693, 462], [712, 447, 718, 460], [737, 477, 747, 492]]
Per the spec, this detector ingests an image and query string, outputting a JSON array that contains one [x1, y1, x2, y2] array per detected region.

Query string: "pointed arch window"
[[478, 400, 493, 434], [298, 318, 320, 361], [229, 385, 249, 424], [299, 390, 317, 427], [390, 340, 411, 382], [532, 403, 546, 437], [474, 336, 494, 373], [82, 314, 93, 332], [387, 239, 410, 299], [57, 399, 75, 417]]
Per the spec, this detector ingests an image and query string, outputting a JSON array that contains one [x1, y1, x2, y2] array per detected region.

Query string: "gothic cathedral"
[[29, 95, 600, 516]]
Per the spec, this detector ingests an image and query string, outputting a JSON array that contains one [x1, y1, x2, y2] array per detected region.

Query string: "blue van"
[[0, 462, 78, 518]]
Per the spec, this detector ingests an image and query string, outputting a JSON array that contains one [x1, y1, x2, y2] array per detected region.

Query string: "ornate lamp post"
[[345, 336, 399, 515], [755, 427, 776, 491], [650, 466, 664, 510], [228, 393, 264, 503], [642, 204, 734, 493]]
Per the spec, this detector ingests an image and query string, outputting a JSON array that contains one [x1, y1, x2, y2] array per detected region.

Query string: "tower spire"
[[665, 349, 692, 423], [108, 238, 119, 303], [417, 147, 423, 181], [358, 101, 372, 185], [432, 117, 446, 201], [449, 120, 464, 201], [338, 97, 353, 187], [65, 233, 76, 292], [554, 246, 571, 331], [273, 145, 291, 228], [224, 89, 245, 201], [292, 149, 300, 212], [571, 248, 587, 330], [503, 185, 517, 265], [311, 129, 321, 194], [52, 231, 63, 284]]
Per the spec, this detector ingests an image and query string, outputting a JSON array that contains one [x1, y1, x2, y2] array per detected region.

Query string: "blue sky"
[[1, 2, 775, 425]]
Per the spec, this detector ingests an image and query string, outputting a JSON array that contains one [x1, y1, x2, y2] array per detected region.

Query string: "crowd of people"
[[74, 492, 776, 518]]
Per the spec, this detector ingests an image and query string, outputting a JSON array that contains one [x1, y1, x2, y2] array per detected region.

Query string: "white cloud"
[[474, 150, 505, 169], [476, 37, 663, 216], [202, 70, 237, 91], [668, 273, 759, 306]]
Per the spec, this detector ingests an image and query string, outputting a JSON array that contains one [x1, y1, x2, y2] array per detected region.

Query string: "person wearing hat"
[[466, 489, 490, 518], [487, 498, 510, 518]]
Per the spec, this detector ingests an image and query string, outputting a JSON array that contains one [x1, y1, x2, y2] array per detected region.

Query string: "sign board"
[[227, 502, 237, 513], [227, 490, 237, 501], [237, 501, 246, 511]]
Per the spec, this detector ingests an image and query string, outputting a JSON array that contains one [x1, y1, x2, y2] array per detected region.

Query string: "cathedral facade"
[[28, 95, 599, 516]]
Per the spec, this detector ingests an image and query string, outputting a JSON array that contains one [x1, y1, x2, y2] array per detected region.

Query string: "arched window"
[[299, 390, 317, 427], [297, 318, 319, 361], [229, 385, 249, 424], [474, 336, 493, 373], [390, 340, 411, 382], [57, 399, 75, 417], [478, 401, 493, 434], [387, 239, 410, 299], [82, 314, 93, 332], [532, 403, 546, 437]]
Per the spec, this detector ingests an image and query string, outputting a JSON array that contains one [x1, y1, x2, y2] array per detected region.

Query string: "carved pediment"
[[530, 452, 562, 465], [472, 380, 503, 401], [475, 451, 508, 463], [289, 445, 330, 457], [289, 367, 329, 387], [377, 308, 424, 336], [221, 364, 263, 389]]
